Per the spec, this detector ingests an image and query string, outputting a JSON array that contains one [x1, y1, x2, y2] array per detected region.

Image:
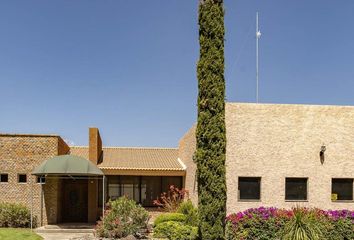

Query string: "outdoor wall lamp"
[[320, 145, 326, 164]]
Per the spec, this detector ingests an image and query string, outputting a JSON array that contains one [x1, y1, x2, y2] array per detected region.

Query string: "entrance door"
[[62, 179, 88, 222]]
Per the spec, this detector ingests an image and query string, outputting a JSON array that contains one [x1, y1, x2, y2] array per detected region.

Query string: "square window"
[[18, 174, 27, 183], [36, 176, 45, 184], [332, 179, 353, 201], [0, 174, 8, 183], [238, 177, 261, 200], [285, 178, 308, 200]]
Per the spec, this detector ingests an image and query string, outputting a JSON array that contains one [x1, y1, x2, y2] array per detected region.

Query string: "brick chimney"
[[89, 127, 102, 165]]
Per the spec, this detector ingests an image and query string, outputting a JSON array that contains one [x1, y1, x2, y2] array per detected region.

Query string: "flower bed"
[[226, 207, 354, 240]]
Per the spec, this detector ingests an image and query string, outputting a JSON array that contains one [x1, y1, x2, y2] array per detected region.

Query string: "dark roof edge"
[[0, 133, 60, 137], [70, 146, 178, 150]]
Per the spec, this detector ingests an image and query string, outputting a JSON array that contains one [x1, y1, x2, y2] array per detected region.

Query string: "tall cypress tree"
[[195, 0, 226, 239]]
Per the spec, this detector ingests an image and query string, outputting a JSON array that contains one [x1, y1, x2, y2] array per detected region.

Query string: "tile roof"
[[69, 146, 184, 171]]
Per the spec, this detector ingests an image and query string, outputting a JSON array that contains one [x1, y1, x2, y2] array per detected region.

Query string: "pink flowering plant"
[[153, 185, 189, 212], [225, 207, 354, 240], [95, 196, 150, 239]]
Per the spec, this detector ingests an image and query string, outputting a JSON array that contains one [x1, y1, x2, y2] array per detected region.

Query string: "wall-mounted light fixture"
[[320, 145, 326, 164]]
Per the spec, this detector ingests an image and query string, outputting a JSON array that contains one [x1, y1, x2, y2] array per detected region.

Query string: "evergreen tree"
[[195, 0, 226, 239]]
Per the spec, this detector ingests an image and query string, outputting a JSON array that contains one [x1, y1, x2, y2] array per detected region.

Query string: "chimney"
[[89, 127, 102, 165]]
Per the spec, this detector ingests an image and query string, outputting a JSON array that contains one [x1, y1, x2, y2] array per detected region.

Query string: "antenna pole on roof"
[[256, 12, 261, 103]]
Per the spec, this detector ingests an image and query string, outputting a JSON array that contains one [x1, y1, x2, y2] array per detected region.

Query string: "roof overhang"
[[32, 155, 104, 176], [101, 168, 186, 176]]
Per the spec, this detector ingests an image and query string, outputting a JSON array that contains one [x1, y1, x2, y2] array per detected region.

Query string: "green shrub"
[[154, 221, 198, 240], [0, 202, 37, 228], [321, 214, 354, 240], [95, 196, 149, 239], [177, 200, 198, 227], [281, 208, 325, 240], [154, 213, 186, 227]]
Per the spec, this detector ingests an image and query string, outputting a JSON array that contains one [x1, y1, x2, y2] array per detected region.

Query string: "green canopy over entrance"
[[32, 155, 104, 176]]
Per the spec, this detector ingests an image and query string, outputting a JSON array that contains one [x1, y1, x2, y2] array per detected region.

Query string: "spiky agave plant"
[[281, 207, 324, 240]]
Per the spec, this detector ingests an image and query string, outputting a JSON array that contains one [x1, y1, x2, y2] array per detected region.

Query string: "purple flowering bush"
[[225, 207, 354, 240]]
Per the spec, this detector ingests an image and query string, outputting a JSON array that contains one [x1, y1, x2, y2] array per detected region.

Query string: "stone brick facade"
[[178, 125, 197, 204], [0, 134, 69, 226], [1, 102, 353, 226], [179, 103, 354, 213]]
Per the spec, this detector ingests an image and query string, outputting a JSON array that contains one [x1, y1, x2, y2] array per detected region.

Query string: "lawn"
[[0, 228, 43, 240]]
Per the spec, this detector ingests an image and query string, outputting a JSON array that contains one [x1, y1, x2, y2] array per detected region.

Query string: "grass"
[[0, 228, 43, 240]]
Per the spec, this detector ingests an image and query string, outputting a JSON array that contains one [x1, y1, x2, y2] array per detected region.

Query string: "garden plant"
[[196, 0, 227, 239], [226, 207, 354, 240], [95, 196, 149, 239]]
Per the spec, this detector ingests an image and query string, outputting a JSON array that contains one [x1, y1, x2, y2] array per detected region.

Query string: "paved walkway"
[[37, 232, 95, 240]]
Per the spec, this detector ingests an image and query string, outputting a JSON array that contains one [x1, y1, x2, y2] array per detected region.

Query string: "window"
[[238, 177, 261, 200], [36, 176, 45, 184], [285, 178, 308, 201], [0, 174, 8, 183], [106, 175, 183, 207], [18, 174, 27, 183], [332, 179, 353, 201]]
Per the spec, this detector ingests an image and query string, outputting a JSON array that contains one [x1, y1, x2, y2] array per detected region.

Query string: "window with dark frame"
[[0, 174, 8, 183], [18, 174, 27, 183], [332, 178, 353, 201], [36, 176, 46, 183], [285, 178, 308, 200], [238, 177, 261, 200], [105, 176, 183, 207]]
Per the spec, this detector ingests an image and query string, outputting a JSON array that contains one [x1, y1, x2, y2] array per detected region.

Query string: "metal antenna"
[[256, 12, 261, 103]]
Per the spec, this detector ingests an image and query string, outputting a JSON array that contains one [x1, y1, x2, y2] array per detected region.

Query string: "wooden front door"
[[62, 179, 88, 222]]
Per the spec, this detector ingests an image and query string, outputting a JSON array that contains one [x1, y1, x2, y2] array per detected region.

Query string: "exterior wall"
[[0, 135, 68, 225], [178, 125, 198, 205], [88, 178, 99, 223], [178, 103, 354, 213], [225, 103, 354, 213]]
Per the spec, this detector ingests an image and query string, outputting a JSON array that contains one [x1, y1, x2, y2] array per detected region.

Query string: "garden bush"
[[177, 200, 198, 227], [0, 202, 37, 228], [153, 185, 189, 212], [153, 213, 186, 226], [280, 207, 325, 240], [226, 207, 354, 240], [154, 221, 198, 240], [95, 196, 149, 239]]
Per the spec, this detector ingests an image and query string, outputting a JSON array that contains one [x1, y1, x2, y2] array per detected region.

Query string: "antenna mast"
[[256, 12, 261, 103]]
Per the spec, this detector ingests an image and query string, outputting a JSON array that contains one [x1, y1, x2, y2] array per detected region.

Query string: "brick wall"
[[179, 103, 354, 213], [178, 125, 198, 205], [0, 135, 68, 225]]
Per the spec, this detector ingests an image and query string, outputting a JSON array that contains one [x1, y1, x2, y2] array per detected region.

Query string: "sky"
[[0, 0, 353, 147]]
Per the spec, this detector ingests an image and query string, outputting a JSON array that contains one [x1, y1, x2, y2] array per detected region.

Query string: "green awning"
[[32, 155, 104, 176]]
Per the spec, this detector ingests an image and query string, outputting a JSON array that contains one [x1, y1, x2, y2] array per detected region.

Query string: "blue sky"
[[0, 0, 353, 147]]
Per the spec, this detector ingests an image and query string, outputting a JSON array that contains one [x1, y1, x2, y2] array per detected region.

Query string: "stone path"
[[37, 232, 96, 240]]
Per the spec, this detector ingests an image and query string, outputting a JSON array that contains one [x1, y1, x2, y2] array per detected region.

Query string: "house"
[[0, 102, 353, 226]]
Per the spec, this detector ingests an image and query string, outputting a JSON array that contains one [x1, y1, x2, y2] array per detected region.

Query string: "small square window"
[[18, 174, 27, 183], [285, 178, 308, 201], [238, 177, 261, 200], [36, 176, 46, 184], [0, 174, 8, 183], [332, 179, 353, 201]]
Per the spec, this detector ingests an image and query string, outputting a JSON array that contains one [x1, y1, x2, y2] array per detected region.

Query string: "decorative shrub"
[[321, 210, 354, 240], [154, 221, 198, 240], [281, 207, 325, 240], [154, 213, 186, 226], [177, 200, 198, 227], [153, 185, 189, 212], [226, 207, 354, 240], [95, 196, 149, 239], [0, 202, 37, 228]]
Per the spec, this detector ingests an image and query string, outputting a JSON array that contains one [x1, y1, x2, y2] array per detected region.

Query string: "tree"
[[195, 0, 226, 239]]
